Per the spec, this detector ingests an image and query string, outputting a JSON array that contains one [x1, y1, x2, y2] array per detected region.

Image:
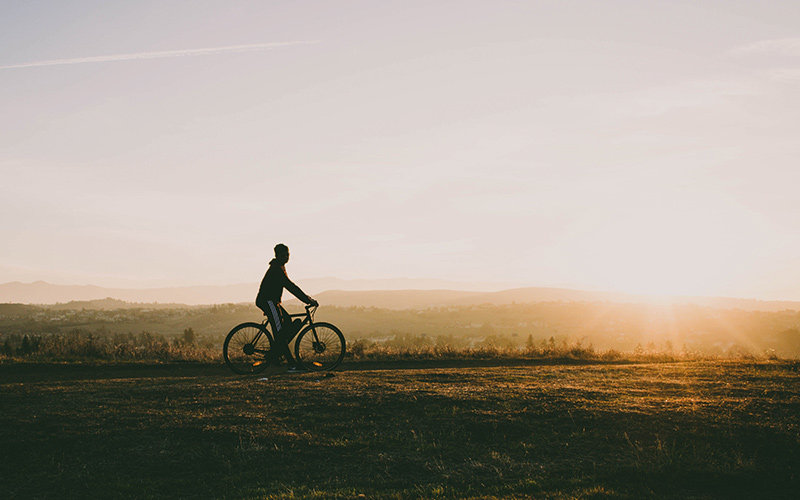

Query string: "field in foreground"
[[1, 360, 798, 499]]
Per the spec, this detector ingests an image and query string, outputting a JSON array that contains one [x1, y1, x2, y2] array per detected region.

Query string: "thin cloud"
[[768, 68, 800, 84], [0, 41, 318, 70], [730, 37, 800, 57]]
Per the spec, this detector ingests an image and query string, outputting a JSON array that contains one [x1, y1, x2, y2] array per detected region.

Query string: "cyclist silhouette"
[[256, 243, 318, 372]]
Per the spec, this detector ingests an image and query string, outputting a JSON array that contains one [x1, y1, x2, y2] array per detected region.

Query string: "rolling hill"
[[2, 280, 800, 312]]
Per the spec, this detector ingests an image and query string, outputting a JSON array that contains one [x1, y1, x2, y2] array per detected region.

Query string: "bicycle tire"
[[223, 322, 273, 374], [294, 322, 346, 371]]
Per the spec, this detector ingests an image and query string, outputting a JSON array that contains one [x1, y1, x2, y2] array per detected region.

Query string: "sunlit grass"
[[0, 330, 738, 365], [1, 360, 798, 499]]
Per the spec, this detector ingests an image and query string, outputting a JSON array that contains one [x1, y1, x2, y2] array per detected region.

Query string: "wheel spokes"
[[296, 325, 344, 370], [225, 325, 271, 374]]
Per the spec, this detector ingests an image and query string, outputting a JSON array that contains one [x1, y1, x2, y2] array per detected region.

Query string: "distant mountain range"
[[312, 288, 800, 312], [2, 280, 800, 312], [0, 278, 520, 305]]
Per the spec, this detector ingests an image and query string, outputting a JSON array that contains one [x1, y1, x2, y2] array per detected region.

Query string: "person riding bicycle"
[[256, 243, 318, 372]]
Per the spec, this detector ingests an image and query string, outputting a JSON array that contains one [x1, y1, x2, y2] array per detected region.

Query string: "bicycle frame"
[[283, 304, 318, 340], [223, 303, 344, 373], [254, 304, 318, 350]]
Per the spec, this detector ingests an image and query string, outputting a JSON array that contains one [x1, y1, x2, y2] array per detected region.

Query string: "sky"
[[1, 0, 800, 300]]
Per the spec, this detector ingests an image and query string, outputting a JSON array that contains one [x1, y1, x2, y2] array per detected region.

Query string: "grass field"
[[1, 360, 798, 499]]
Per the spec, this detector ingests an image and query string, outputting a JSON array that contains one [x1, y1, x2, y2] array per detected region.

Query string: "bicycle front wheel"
[[223, 322, 273, 374], [294, 322, 346, 371]]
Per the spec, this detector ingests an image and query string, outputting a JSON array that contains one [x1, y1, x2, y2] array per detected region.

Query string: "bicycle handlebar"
[[304, 303, 318, 322]]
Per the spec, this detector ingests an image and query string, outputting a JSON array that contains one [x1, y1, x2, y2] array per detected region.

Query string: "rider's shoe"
[[287, 365, 307, 373]]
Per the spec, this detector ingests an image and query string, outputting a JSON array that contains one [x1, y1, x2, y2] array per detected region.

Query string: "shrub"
[[1, 329, 221, 363]]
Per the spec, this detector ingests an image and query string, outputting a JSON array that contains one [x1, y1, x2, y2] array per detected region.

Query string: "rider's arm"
[[281, 268, 315, 305]]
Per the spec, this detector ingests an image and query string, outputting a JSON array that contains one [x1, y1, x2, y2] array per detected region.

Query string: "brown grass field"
[[1, 359, 798, 499]]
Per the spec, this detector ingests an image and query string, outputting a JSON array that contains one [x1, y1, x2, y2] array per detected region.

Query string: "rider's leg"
[[257, 301, 279, 365], [278, 319, 305, 363], [276, 306, 304, 366], [263, 301, 292, 365], [264, 302, 306, 368]]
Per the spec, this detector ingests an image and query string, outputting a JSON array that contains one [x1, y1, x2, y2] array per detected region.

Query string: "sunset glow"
[[2, 1, 799, 300]]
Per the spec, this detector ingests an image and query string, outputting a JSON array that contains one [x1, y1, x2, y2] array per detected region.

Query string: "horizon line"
[[2, 279, 800, 303]]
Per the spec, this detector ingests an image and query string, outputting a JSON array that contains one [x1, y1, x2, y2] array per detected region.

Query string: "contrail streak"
[[0, 41, 318, 70]]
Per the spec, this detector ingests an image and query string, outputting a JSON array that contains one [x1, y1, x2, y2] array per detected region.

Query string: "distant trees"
[[0, 334, 42, 356], [0, 328, 216, 362], [3, 338, 13, 356], [2, 301, 800, 361], [20, 334, 40, 355], [180, 327, 197, 346]]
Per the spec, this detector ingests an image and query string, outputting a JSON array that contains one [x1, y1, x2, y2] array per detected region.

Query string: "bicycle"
[[223, 304, 346, 374]]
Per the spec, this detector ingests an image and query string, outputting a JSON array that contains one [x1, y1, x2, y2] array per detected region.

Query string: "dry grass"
[[2, 329, 725, 365], [1, 359, 798, 499]]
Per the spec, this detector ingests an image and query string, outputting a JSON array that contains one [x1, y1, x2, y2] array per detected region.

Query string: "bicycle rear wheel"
[[294, 322, 346, 371], [223, 322, 273, 374]]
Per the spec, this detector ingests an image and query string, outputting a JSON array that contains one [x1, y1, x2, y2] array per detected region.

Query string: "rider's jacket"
[[255, 259, 312, 310]]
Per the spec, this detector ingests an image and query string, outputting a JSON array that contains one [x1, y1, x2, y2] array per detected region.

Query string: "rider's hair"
[[274, 243, 289, 256]]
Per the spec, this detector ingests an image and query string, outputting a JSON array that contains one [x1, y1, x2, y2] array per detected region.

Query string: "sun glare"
[[562, 201, 773, 298]]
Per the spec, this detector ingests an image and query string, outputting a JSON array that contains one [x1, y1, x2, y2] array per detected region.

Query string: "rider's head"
[[274, 243, 290, 264]]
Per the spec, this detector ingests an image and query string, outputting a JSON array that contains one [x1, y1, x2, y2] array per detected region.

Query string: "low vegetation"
[[2, 300, 799, 364], [0, 326, 762, 366]]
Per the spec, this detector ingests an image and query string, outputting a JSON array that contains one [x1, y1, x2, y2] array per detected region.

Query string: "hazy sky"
[[2, 1, 800, 300]]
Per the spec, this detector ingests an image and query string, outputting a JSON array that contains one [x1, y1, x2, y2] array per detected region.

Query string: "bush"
[[0, 329, 221, 363]]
